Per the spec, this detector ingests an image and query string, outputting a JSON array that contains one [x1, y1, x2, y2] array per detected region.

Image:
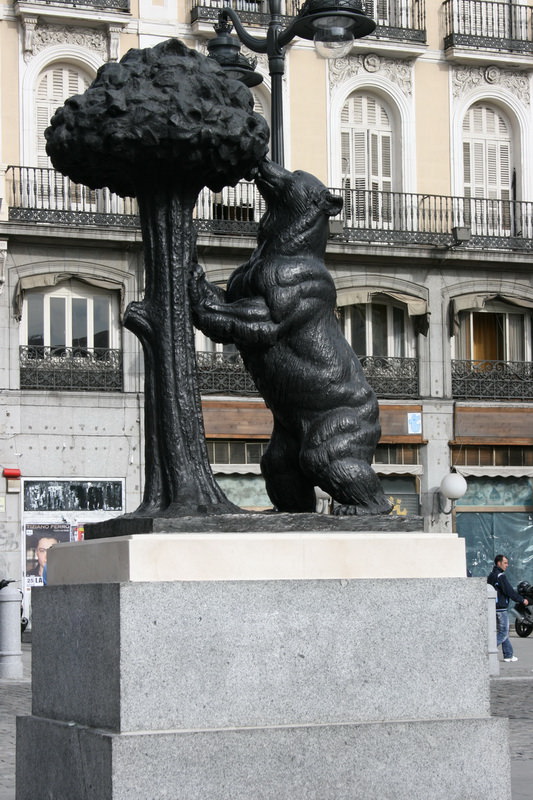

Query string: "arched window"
[[20, 279, 122, 392], [462, 103, 513, 234], [35, 64, 92, 167], [341, 92, 393, 225]]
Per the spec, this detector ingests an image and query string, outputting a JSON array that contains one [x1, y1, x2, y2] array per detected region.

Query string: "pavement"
[[1, 634, 533, 800]]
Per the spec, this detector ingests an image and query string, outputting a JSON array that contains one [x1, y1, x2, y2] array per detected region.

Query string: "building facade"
[[1, 0, 533, 618]]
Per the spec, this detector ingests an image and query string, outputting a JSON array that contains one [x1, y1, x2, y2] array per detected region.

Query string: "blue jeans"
[[496, 610, 513, 659]]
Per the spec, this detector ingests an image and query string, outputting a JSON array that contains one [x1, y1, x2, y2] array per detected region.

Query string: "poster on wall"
[[24, 523, 71, 587]]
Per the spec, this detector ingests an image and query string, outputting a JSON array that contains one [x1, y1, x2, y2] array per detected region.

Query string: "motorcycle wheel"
[[515, 619, 533, 638]]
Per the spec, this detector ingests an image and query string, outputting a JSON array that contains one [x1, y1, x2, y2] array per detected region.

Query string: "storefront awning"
[[456, 466, 533, 478]]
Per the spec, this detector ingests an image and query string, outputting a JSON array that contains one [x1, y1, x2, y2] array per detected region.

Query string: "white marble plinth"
[[47, 531, 467, 584]]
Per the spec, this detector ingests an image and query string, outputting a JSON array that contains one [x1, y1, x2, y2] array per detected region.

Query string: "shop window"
[[206, 440, 269, 465]]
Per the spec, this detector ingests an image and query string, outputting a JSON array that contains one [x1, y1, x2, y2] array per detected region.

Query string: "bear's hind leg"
[[262, 427, 316, 513]]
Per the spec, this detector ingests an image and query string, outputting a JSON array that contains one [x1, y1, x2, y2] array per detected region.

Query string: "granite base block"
[[30, 578, 490, 732], [17, 714, 511, 800]]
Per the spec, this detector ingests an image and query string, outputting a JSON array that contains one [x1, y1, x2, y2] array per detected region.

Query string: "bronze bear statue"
[[190, 159, 391, 515]]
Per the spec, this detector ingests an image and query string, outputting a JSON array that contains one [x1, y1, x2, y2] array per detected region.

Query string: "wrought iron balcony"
[[443, 0, 533, 54], [196, 351, 258, 395], [6, 166, 533, 250], [359, 356, 419, 398], [189, 0, 303, 29], [196, 351, 419, 398], [188, 0, 426, 43], [19, 346, 123, 392], [18, 0, 130, 10], [452, 359, 533, 400], [337, 187, 533, 249], [363, 0, 426, 43], [6, 166, 139, 228]]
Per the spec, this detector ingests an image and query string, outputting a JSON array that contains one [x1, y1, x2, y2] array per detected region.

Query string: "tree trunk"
[[124, 184, 242, 516]]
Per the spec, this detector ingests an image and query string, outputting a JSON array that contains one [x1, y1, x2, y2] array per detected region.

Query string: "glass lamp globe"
[[313, 23, 354, 58], [440, 472, 467, 500]]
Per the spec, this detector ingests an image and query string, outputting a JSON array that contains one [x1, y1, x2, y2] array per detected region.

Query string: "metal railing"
[[6, 167, 139, 228], [195, 351, 419, 398], [338, 186, 533, 248], [189, 0, 426, 41], [189, 0, 303, 27], [23, 0, 130, 9], [19, 346, 123, 392], [443, 0, 533, 53], [452, 359, 533, 400], [359, 355, 419, 398], [6, 166, 533, 250], [196, 351, 258, 395]]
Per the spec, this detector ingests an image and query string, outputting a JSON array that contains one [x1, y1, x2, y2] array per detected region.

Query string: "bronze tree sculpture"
[[45, 39, 269, 518]]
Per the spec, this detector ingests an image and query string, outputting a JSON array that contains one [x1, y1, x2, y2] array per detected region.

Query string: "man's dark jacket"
[[487, 564, 524, 609]]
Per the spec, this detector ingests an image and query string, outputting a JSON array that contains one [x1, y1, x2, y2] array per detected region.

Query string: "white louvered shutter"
[[462, 104, 512, 234], [341, 93, 394, 228], [36, 65, 91, 167]]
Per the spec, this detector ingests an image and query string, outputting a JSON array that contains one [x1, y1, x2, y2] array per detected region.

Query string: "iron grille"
[[451, 359, 533, 400], [443, 0, 533, 53], [195, 351, 419, 398], [7, 166, 532, 250], [359, 356, 419, 399], [19, 346, 123, 392], [195, 351, 258, 395], [27, 0, 130, 10]]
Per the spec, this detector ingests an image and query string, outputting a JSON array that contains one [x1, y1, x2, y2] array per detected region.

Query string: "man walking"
[[487, 554, 528, 662]]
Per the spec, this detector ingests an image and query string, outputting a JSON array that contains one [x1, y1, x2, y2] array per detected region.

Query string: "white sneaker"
[[503, 656, 518, 662]]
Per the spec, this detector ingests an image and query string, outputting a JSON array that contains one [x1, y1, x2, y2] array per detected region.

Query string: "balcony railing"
[[196, 351, 419, 398], [189, 0, 304, 28], [338, 187, 533, 248], [19, 346, 123, 392], [359, 356, 419, 398], [6, 166, 533, 250], [7, 167, 139, 228], [19, 0, 130, 9], [452, 359, 533, 400], [443, 0, 533, 54], [196, 351, 258, 395], [188, 0, 426, 43]]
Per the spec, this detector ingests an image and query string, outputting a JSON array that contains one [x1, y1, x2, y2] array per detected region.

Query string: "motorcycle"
[[513, 580, 533, 638], [0, 578, 29, 634]]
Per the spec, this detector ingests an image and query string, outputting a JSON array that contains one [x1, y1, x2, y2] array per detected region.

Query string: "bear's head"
[[255, 159, 343, 255]]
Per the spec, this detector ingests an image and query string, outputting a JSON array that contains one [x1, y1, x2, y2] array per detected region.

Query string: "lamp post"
[[207, 0, 376, 166]]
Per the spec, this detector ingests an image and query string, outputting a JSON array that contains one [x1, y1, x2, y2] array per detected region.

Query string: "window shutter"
[[340, 92, 394, 226], [462, 103, 513, 234], [35, 65, 91, 167]]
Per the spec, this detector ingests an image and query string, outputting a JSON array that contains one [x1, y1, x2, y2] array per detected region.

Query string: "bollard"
[[487, 584, 499, 677], [0, 583, 24, 679]]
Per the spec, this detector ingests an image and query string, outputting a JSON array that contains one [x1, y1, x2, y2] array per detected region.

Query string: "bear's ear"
[[320, 190, 344, 217]]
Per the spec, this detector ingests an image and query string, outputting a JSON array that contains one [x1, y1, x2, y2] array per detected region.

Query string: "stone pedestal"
[[16, 532, 511, 800]]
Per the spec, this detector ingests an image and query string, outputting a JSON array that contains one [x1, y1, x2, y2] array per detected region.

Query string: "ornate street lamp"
[[207, 0, 376, 165]]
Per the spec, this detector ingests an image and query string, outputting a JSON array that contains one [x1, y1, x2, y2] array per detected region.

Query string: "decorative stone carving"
[[0, 240, 7, 296], [329, 54, 413, 96], [453, 65, 530, 105], [20, 15, 38, 63], [363, 53, 381, 73], [107, 25, 123, 62], [31, 24, 108, 61]]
